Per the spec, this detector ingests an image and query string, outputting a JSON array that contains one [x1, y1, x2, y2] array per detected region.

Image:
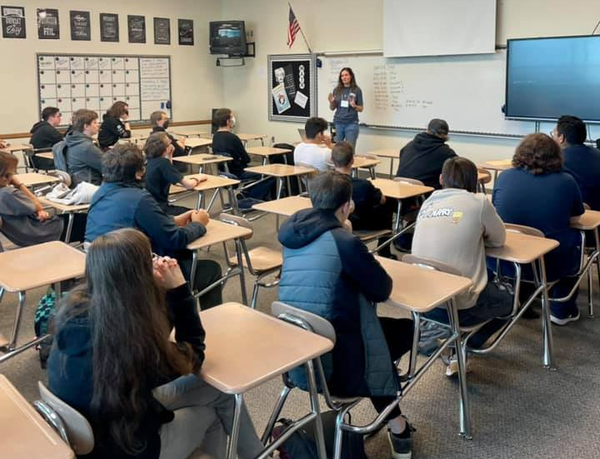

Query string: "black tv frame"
[[505, 34, 600, 124], [209, 20, 247, 57]]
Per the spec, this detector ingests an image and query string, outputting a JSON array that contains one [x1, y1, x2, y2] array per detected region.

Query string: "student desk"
[[187, 220, 252, 305], [200, 302, 334, 459], [480, 159, 511, 181], [1, 143, 33, 172], [369, 178, 433, 232], [38, 198, 90, 243], [15, 173, 59, 188], [0, 375, 74, 459], [376, 256, 474, 438], [252, 196, 312, 217], [173, 153, 232, 175], [570, 210, 600, 317], [237, 133, 268, 146], [170, 174, 241, 212], [36, 151, 54, 161], [0, 241, 85, 363], [352, 156, 381, 179], [246, 146, 292, 165], [172, 130, 209, 138], [245, 164, 316, 199], [486, 231, 559, 369], [367, 148, 400, 178], [185, 137, 213, 150]]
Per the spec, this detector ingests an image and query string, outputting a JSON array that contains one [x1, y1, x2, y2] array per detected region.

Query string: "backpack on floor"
[[33, 289, 59, 369], [272, 410, 368, 459]]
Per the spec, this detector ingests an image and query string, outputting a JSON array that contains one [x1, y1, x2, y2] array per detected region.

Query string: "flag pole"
[[288, 2, 313, 53]]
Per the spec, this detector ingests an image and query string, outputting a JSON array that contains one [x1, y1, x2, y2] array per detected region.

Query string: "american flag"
[[287, 6, 301, 48]]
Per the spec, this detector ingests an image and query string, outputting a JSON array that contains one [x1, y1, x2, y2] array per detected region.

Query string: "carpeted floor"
[[2, 189, 600, 459]]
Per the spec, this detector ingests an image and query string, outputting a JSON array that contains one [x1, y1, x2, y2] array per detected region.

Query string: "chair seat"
[[355, 229, 392, 241], [228, 246, 283, 273]]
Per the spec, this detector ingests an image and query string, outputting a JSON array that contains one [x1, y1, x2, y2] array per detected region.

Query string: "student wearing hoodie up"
[[98, 100, 132, 150], [396, 119, 457, 189]]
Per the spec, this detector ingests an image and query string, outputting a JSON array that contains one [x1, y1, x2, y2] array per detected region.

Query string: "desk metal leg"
[[227, 393, 244, 459], [408, 311, 421, 380], [196, 191, 205, 210], [538, 257, 556, 369], [8, 292, 26, 351], [276, 178, 284, 199], [306, 359, 328, 459], [389, 158, 395, 179], [189, 251, 198, 294], [236, 239, 249, 305], [64, 213, 74, 243], [394, 200, 403, 233]]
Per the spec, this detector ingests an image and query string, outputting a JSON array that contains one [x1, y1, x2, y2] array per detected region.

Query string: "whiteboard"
[[317, 51, 535, 137], [37, 54, 172, 125]]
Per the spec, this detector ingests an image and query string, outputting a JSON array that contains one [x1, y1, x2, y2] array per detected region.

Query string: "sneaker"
[[550, 308, 580, 326], [387, 425, 413, 459], [443, 353, 471, 378]]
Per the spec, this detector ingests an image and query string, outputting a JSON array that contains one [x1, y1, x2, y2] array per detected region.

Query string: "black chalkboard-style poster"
[[100, 13, 119, 42], [178, 19, 194, 46], [154, 17, 170, 45], [128, 15, 146, 44], [70, 11, 91, 41], [2, 6, 26, 39], [269, 54, 317, 122], [37, 8, 59, 39]]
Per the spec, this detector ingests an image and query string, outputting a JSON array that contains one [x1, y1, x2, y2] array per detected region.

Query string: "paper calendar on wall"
[[37, 53, 172, 125]]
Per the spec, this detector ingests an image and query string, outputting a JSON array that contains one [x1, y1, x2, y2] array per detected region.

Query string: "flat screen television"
[[210, 21, 246, 56], [505, 35, 600, 123]]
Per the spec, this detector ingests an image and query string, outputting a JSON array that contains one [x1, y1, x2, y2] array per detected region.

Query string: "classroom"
[[2, 0, 600, 458]]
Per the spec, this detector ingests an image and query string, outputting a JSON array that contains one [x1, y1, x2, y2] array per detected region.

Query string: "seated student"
[[396, 118, 457, 189], [48, 228, 262, 459], [332, 140, 396, 258], [294, 117, 333, 171], [53, 109, 104, 186], [278, 171, 415, 459], [30, 106, 64, 149], [144, 132, 203, 216], [211, 108, 273, 201], [552, 115, 600, 210], [0, 151, 63, 246], [150, 110, 187, 159], [412, 157, 511, 359], [98, 100, 131, 150], [493, 133, 585, 325], [85, 143, 223, 310]]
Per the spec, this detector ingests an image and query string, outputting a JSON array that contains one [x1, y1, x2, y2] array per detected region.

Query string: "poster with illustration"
[[2, 6, 26, 39], [268, 54, 316, 122]]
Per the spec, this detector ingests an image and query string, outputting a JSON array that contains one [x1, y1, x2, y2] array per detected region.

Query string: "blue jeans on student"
[[335, 122, 359, 148]]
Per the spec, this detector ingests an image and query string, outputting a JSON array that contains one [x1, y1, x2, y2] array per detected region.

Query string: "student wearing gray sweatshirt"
[[411, 157, 511, 357]]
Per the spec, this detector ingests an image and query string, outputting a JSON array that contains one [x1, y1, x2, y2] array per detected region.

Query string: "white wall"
[[0, 0, 223, 136], [221, 0, 600, 171]]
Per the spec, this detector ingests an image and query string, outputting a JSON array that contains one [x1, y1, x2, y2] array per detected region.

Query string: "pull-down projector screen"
[[383, 0, 497, 58]]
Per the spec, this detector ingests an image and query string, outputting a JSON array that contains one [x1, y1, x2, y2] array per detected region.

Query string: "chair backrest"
[[37, 382, 94, 455], [505, 223, 544, 238], [218, 213, 253, 240], [294, 162, 320, 194], [402, 254, 464, 277], [394, 176, 425, 186], [477, 168, 492, 184], [271, 301, 336, 344], [584, 202, 591, 211]]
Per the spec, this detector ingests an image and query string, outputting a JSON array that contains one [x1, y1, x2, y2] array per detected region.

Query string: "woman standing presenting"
[[328, 67, 363, 147]]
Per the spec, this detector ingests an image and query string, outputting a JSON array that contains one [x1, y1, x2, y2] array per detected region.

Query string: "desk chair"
[[294, 162, 320, 196], [219, 214, 282, 309], [34, 382, 94, 456], [268, 301, 400, 459], [477, 168, 491, 194], [25, 148, 55, 173]]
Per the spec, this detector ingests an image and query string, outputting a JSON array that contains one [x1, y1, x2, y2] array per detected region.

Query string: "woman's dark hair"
[[441, 157, 478, 193], [143, 132, 170, 159], [334, 67, 357, 95], [0, 151, 19, 178], [309, 171, 352, 210], [512, 133, 563, 175], [54, 229, 195, 454], [106, 101, 129, 118], [102, 143, 145, 182], [213, 108, 232, 128]]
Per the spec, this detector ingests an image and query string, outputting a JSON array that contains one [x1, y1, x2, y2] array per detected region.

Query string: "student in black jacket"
[[98, 100, 131, 150], [48, 228, 262, 459], [396, 118, 457, 189], [29, 106, 63, 170]]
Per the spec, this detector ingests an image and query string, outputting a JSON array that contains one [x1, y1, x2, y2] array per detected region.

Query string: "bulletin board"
[[268, 54, 316, 123], [37, 53, 172, 125]]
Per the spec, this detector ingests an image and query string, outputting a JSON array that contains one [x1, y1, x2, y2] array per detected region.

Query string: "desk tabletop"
[[245, 164, 315, 178], [480, 159, 512, 171], [39, 197, 91, 213], [252, 196, 312, 217], [200, 302, 334, 394], [170, 174, 240, 195], [187, 219, 252, 251], [486, 231, 559, 264], [186, 138, 213, 149], [173, 153, 232, 166], [369, 178, 433, 200], [237, 133, 268, 142], [172, 130, 209, 138], [0, 241, 85, 292], [353, 156, 381, 169], [377, 256, 472, 313], [36, 151, 54, 160], [1, 143, 32, 153], [367, 148, 399, 159], [15, 173, 59, 188], [571, 210, 600, 231], [246, 146, 292, 156], [0, 375, 74, 459]]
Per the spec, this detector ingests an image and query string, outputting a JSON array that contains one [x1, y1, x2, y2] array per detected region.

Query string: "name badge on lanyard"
[[340, 100, 349, 108]]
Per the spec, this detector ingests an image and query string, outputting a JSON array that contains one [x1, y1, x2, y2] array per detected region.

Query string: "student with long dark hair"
[[48, 228, 262, 459], [327, 67, 363, 148], [98, 100, 132, 150]]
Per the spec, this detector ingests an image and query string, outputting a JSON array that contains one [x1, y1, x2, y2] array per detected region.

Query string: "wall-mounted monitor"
[[209, 21, 246, 56], [506, 35, 600, 123]]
